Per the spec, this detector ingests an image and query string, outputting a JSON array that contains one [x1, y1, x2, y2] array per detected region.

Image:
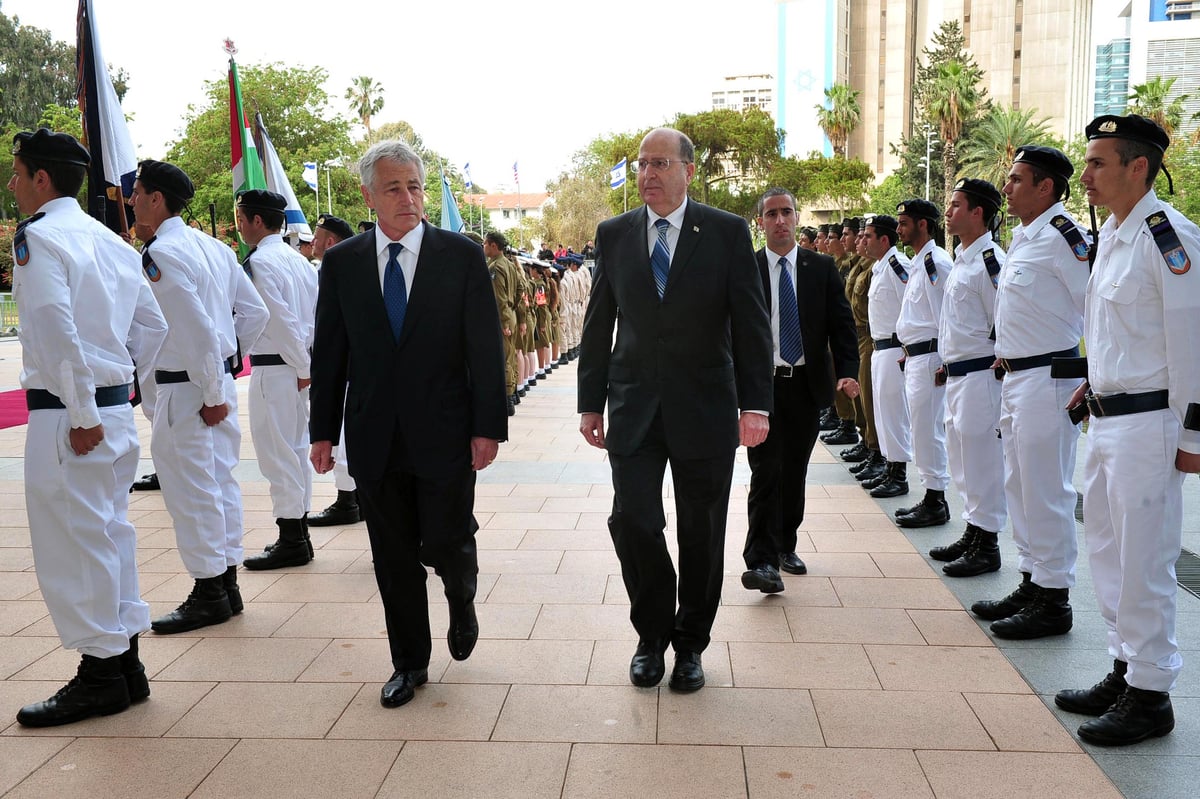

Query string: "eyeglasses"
[[631, 158, 691, 173]]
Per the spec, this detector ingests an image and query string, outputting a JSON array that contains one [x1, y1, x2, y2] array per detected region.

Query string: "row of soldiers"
[[476, 230, 592, 415]]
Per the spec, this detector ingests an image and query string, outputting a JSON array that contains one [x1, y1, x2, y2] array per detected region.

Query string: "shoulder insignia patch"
[[141, 247, 162, 283], [982, 248, 1001, 288], [888, 254, 909, 283], [12, 212, 45, 267], [924, 252, 938, 284], [1146, 212, 1192, 275], [1051, 215, 1091, 262]]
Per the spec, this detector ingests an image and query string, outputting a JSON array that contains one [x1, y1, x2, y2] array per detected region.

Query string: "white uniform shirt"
[[13, 197, 167, 429], [896, 239, 952, 346], [1086, 189, 1200, 454], [941, 234, 1004, 364], [867, 246, 909, 339], [995, 203, 1089, 359], [246, 233, 319, 377]]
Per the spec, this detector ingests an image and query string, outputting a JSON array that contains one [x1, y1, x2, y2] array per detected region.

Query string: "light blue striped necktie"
[[651, 218, 671, 299], [778, 256, 803, 365]]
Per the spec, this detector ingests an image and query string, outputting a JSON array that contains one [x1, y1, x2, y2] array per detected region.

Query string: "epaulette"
[[888, 254, 909, 283], [12, 212, 45, 267], [1050, 215, 1090, 263], [982, 248, 1001, 289], [923, 252, 939, 285], [141, 244, 163, 283], [1146, 212, 1192, 275]]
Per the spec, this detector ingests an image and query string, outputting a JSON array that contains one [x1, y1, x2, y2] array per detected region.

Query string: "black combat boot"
[[821, 419, 859, 445], [17, 653, 131, 727], [942, 527, 1001, 577], [896, 490, 950, 528], [818, 407, 839, 431], [222, 565, 243, 614], [930, 525, 975, 562], [244, 518, 312, 570], [1056, 659, 1128, 716], [990, 585, 1072, 639], [151, 576, 233, 634], [306, 489, 361, 527], [971, 571, 1035, 621], [869, 462, 909, 498], [851, 451, 885, 478], [840, 441, 868, 462], [1077, 686, 1174, 746], [119, 634, 150, 702]]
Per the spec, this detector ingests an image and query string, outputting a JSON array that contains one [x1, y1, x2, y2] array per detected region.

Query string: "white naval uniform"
[[1082, 189, 1200, 692], [867, 247, 912, 463], [941, 234, 1006, 532], [143, 217, 268, 580], [995, 203, 1089, 589], [245, 234, 318, 519], [13, 197, 168, 657], [896, 240, 952, 491]]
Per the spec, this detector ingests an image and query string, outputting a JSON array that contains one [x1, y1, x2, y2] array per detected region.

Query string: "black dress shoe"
[[741, 563, 784, 593], [1056, 660, 1128, 716], [629, 640, 666, 687], [131, 473, 160, 491], [447, 599, 479, 661], [17, 654, 131, 727], [779, 552, 808, 575], [380, 668, 428, 708], [1077, 687, 1174, 746], [669, 651, 705, 692]]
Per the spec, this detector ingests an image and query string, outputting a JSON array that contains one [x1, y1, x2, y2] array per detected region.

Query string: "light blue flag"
[[440, 170, 465, 233], [610, 157, 627, 189]]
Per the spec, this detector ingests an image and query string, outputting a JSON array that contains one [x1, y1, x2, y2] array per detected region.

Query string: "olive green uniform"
[[489, 253, 519, 395], [850, 255, 878, 451]]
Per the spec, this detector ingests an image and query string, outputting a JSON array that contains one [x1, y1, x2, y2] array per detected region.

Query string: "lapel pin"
[[692, 226, 700, 233]]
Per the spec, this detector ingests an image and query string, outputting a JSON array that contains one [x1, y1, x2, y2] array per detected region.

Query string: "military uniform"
[[488, 252, 519, 398], [865, 233, 913, 493], [850, 250, 879, 461]]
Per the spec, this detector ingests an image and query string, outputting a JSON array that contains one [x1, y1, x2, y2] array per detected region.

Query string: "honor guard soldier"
[[936, 179, 1007, 577], [236, 190, 320, 569], [1054, 114, 1200, 746], [815, 224, 829, 254], [312, 213, 353, 263], [973, 146, 1090, 637], [130, 160, 269, 634], [9, 130, 169, 727], [844, 220, 880, 470], [484, 232, 520, 415], [892, 199, 953, 525], [861, 215, 913, 495], [819, 219, 861, 447]]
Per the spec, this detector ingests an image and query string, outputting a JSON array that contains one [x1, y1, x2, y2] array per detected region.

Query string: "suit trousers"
[[870, 348, 912, 463], [903, 352, 949, 491], [608, 413, 735, 654], [356, 438, 480, 672], [999, 368, 1079, 588], [26, 405, 149, 657], [745, 370, 820, 567], [944, 370, 1006, 532], [856, 331, 877, 450], [1083, 409, 1183, 692], [249, 364, 312, 518]]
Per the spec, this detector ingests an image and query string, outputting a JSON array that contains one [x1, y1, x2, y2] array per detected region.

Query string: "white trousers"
[[944, 369, 1006, 532], [871, 348, 911, 463], [1083, 409, 1183, 692], [999, 368, 1080, 588], [904, 352, 949, 490], [249, 365, 312, 518], [26, 405, 149, 657]]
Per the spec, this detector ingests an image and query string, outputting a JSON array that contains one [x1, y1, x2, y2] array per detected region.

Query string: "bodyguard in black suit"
[[578, 128, 773, 692], [741, 189, 860, 593], [309, 140, 506, 708]]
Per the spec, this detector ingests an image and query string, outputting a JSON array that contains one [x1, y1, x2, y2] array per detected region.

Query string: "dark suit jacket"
[[309, 221, 507, 481], [757, 247, 859, 408], [577, 200, 773, 459]]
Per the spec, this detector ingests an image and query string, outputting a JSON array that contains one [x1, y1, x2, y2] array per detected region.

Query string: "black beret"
[[1013, 145, 1074, 182], [315, 214, 354, 240], [136, 160, 195, 202], [12, 128, 90, 166], [799, 226, 818, 240], [896, 198, 940, 222], [952, 178, 1003, 213], [1086, 113, 1170, 152], [817, 224, 830, 235], [866, 214, 899, 237], [841, 217, 860, 233], [828, 221, 844, 236], [236, 189, 287, 214]]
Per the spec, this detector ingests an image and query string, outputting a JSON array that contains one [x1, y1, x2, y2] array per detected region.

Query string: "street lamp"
[[921, 124, 938, 201]]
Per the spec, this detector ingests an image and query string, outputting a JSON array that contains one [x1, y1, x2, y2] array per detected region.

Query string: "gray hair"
[[358, 139, 426, 190]]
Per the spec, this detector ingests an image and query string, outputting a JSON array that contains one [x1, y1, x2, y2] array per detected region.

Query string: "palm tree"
[[925, 60, 983, 206], [1128, 76, 1187, 138], [958, 105, 1054, 186], [815, 83, 862, 158], [345, 76, 385, 141]]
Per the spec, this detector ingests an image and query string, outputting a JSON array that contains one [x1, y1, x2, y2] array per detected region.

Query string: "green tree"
[[867, 172, 909, 216], [673, 107, 782, 204], [1128, 76, 1188, 138], [924, 59, 984, 208], [958, 105, 1055, 186], [768, 154, 873, 215], [0, 7, 76, 128], [815, 83, 862, 158], [345, 75, 385, 142], [540, 160, 612, 249]]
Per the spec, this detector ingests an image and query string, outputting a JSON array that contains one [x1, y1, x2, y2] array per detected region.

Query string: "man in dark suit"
[[578, 127, 773, 693], [741, 189, 860, 593], [309, 140, 507, 709]]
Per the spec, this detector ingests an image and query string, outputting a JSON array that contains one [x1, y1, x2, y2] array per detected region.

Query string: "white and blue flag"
[[610, 157, 627, 189]]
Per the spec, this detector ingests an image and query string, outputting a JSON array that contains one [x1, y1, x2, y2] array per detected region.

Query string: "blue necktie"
[[383, 242, 407, 341], [651, 218, 671, 299], [778, 256, 804, 365]]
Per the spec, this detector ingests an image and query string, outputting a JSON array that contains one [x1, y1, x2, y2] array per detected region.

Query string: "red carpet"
[[0, 389, 28, 429]]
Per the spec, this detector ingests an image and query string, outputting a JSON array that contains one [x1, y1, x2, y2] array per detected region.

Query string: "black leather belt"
[[1050, 355, 1088, 380], [902, 338, 938, 357], [249, 354, 287, 367], [873, 335, 901, 351], [26, 384, 132, 411], [1000, 347, 1080, 373], [155, 357, 236, 385], [774, 365, 803, 378], [1186, 403, 1200, 431], [1086, 390, 1169, 418], [945, 356, 994, 377]]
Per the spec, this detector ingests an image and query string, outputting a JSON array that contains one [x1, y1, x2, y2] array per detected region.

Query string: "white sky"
[[7, 0, 1129, 192]]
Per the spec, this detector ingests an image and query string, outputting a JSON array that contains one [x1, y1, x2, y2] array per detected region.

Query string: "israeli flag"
[[610, 157, 627, 189], [302, 162, 318, 191], [463, 162, 473, 190]]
